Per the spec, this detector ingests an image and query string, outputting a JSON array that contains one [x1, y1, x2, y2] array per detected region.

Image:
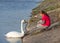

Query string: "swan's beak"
[[24, 20, 28, 23]]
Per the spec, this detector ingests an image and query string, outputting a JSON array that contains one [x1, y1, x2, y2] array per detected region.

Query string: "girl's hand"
[[34, 15, 38, 18], [37, 20, 45, 24]]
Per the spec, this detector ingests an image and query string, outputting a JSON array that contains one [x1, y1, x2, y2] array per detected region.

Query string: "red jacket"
[[42, 14, 51, 26]]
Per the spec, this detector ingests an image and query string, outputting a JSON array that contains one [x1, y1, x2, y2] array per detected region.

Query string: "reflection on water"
[[5, 38, 23, 43]]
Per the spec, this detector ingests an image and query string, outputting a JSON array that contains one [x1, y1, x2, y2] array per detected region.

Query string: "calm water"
[[0, 0, 41, 43]]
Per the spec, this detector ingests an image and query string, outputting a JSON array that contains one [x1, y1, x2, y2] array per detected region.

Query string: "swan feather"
[[5, 31, 24, 38]]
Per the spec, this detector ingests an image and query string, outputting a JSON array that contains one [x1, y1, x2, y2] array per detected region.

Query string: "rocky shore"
[[23, 0, 60, 43], [23, 8, 60, 43], [23, 25, 60, 43]]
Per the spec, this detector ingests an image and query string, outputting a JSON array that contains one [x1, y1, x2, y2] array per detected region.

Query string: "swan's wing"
[[5, 31, 24, 38]]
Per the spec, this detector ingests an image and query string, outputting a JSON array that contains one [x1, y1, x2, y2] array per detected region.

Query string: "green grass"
[[28, 0, 60, 28]]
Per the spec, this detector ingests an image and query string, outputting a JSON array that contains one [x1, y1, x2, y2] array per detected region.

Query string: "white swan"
[[5, 20, 26, 38]]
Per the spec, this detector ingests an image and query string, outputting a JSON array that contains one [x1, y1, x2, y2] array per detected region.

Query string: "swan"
[[5, 20, 27, 38]]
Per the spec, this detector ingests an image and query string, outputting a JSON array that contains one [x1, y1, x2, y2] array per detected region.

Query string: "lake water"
[[0, 0, 41, 43]]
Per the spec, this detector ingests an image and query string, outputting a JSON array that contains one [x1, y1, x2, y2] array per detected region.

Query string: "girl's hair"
[[39, 10, 49, 17]]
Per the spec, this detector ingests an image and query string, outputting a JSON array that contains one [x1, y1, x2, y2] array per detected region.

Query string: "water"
[[0, 0, 41, 43]]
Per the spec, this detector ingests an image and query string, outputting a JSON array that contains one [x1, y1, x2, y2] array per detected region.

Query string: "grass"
[[27, 0, 60, 28]]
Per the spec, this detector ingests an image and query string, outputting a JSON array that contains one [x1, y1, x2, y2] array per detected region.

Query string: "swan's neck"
[[21, 21, 24, 34]]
